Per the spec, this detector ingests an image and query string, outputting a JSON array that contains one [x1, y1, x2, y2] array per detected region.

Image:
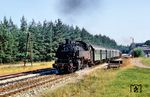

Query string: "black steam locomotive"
[[53, 39, 121, 73]]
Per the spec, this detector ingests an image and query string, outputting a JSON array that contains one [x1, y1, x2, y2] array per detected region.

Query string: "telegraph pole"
[[29, 32, 33, 66], [130, 37, 135, 57], [24, 31, 33, 66], [24, 32, 29, 66]]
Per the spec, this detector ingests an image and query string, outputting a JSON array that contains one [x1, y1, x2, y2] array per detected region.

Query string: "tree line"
[[0, 16, 118, 63], [145, 40, 150, 46]]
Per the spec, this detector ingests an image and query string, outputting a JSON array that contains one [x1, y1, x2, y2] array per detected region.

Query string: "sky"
[[0, 0, 150, 45]]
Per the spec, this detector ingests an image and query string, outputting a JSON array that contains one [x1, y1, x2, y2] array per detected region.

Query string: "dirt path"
[[131, 58, 150, 68]]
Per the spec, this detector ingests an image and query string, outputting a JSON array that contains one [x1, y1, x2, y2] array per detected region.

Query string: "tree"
[[42, 20, 54, 61], [0, 17, 18, 63], [145, 40, 150, 46], [52, 19, 64, 52], [20, 16, 27, 32], [17, 16, 28, 61], [8, 18, 19, 62], [0, 16, 120, 63], [81, 28, 91, 43], [73, 26, 81, 41], [132, 48, 144, 57]]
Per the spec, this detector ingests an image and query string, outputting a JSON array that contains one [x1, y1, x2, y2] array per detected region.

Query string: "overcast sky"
[[0, 0, 150, 45]]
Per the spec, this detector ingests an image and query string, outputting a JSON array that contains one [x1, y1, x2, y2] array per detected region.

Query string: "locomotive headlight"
[[69, 60, 72, 63]]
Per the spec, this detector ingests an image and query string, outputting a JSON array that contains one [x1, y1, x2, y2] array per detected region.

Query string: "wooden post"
[[24, 32, 29, 66], [29, 32, 33, 66]]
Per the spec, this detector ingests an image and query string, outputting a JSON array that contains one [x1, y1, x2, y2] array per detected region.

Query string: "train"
[[53, 39, 121, 73]]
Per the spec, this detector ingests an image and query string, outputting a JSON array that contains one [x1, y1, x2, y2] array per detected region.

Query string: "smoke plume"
[[57, 0, 100, 15]]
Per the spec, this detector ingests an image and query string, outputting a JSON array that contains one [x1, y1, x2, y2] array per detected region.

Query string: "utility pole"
[[29, 32, 33, 66], [130, 37, 135, 57], [24, 32, 29, 66], [24, 32, 33, 66]]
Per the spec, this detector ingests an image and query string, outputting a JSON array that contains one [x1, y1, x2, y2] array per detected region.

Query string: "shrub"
[[132, 48, 144, 57]]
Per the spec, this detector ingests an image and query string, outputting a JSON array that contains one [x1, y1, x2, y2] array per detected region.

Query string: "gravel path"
[[131, 58, 150, 68]]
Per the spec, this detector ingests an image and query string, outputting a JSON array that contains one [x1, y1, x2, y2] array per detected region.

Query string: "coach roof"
[[90, 45, 106, 50]]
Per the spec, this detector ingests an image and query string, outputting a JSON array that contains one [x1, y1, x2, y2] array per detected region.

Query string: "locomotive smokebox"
[[66, 39, 71, 44]]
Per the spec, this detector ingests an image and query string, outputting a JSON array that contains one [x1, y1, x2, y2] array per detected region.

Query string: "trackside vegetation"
[[0, 61, 53, 75], [0, 16, 118, 64], [132, 48, 144, 57], [141, 57, 150, 66], [41, 63, 150, 97]]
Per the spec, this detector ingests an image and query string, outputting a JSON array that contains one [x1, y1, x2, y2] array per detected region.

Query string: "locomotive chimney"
[[66, 39, 71, 44]]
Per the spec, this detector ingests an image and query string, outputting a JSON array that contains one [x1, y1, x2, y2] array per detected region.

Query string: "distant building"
[[130, 43, 150, 57]]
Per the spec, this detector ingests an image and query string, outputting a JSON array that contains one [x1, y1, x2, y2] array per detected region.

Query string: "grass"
[[141, 57, 150, 66], [0, 61, 54, 75], [41, 59, 150, 97], [42, 69, 117, 97], [106, 67, 150, 97]]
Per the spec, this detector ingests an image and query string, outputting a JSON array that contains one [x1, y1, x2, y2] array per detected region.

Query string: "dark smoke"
[[57, 0, 100, 15]]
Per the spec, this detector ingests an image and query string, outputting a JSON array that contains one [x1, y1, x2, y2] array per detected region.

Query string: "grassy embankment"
[[41, 59, 150, 97], [0, 61, 54, 75], [141, 57, 150, 66]]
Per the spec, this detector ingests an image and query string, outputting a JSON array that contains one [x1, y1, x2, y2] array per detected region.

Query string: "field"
[[41, 59, 150, 97], [141, 57, 150, 66], [0, 61, 53, 75]]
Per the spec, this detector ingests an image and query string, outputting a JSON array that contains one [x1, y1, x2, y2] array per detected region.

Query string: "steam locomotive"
[[53, 39, 121, 73]]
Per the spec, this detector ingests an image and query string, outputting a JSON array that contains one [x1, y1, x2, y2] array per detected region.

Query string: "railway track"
[[0, 68, 52, 81], [0, 68, 59, 97], [0, 73, 27, 81], [0, 73, 77, 97], [0, 68, 56, 86], [0, 63, 108, 97], [0, 71, 55, 87]]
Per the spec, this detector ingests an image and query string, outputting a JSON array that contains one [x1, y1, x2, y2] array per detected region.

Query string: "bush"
[[132, 48, 144, 57]]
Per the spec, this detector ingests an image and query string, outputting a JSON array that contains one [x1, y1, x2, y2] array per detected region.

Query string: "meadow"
[[0, 61, 53, 75], [141, 57, 150, 66], [41, 59, 150, 97]]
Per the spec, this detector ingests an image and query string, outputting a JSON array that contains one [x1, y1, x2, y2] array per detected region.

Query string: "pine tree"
[[52, 19, 64, 52], [17, 16, 28, 61], [0, 16, 119, 63]]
